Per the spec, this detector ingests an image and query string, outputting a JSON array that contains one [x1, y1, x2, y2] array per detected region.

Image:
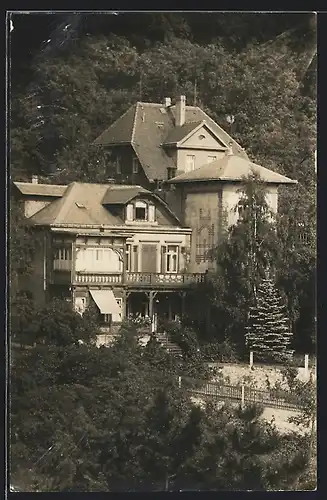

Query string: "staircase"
[[155, 332, 183, 357]]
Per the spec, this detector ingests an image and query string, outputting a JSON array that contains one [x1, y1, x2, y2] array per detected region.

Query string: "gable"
[[179, 124, 228, 150]]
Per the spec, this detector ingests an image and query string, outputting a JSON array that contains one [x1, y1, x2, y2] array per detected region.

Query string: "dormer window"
[[126, 200, 156, 223]]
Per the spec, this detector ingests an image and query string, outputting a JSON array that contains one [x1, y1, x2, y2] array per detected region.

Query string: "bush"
[[200, 339, 239, 363]]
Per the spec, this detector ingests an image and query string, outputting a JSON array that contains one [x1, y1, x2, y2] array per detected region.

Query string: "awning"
[[89, 289, 122, 315]]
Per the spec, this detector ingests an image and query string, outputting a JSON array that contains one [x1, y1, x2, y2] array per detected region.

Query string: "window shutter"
[[126, 203, 134, 221], [133, 245, 138, 272], [161, 246, 167, 273], [148, 204, 155, 222]]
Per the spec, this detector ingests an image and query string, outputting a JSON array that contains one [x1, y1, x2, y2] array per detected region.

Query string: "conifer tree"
[[245, 277, 294, 362]]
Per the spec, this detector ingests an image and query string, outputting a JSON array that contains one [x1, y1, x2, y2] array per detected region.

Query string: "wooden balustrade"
[[60, 271, 206, 286]]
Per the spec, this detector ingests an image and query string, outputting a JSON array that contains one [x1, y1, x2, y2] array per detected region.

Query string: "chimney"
[[175, 95, 186, 127], [31, 175, 38, 184], [164, 97, 171, 107]]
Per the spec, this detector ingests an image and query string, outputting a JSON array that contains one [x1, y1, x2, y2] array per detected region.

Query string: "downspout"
[[43, 234, 47, 293]]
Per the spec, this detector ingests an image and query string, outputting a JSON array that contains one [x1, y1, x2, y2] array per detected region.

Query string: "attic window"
[[76, 202, 86, 209], [135, 200, 147, 221], [159, 107, 167, 114], [199, 134, 206, 140]]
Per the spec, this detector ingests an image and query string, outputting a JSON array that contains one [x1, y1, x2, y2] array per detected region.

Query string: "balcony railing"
[[72, 272, 206, 286], [125, 272, 206, 286], [75, 273, 122, 284]]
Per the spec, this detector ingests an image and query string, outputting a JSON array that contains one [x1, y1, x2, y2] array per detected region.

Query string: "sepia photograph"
[[7, 10, 317, 492]]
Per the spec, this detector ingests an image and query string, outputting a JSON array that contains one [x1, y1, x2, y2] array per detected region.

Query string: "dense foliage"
[[11, 319, 311, 492]]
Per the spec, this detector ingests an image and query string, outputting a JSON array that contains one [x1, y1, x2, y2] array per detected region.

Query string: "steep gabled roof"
[[13, 182, 67, 197], [92, 101, 248, 181], [167, 154, 297, 185], [30, 183, 123, 226], [93, 104, 137, 145]]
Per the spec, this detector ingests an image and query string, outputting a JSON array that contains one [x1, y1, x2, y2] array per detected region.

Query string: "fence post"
[[241, 383, 245, 409], [304, 354, 309, 378], [249, 351, 254, 369], [178, 376, 182, 389]]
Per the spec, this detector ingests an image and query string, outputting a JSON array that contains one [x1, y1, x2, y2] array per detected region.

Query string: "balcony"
[[125, 272, 206, 287], [72, 272, 205, 287]]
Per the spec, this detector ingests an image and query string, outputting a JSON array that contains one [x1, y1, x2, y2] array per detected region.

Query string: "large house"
[[13, 95, 296, 342], [13, 180, 204, 344]]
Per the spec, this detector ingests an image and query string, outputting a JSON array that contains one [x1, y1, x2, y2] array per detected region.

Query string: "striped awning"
[[89, 289, 122, 315]]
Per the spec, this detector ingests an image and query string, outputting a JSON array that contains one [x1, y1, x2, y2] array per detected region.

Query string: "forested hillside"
[[9, 12, 316, 350]]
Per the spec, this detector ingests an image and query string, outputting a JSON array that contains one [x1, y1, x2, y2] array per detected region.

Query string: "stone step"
[[155, 333, 183, 356]]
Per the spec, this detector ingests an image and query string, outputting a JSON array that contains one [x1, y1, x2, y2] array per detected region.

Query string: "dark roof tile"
[[93, 101, 249, 181]]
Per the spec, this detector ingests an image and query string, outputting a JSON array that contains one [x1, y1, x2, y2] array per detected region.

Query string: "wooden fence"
[[185, 379, 301, 411]]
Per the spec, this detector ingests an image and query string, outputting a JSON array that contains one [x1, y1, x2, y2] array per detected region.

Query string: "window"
[[132, 157, 138, 174], [199, 134, 206, 140], [55, 247, 71, 260], [186, 155, 195, 172], [126, 200, 156, 222], [126, 244, 131, 271], [101, 313, 112, 324], [207, 155, 217, 163], [166, 245, 178, 273], [135, 200, 147, 220], [167, 167, 175, 180], [116, 157, 121, 174]]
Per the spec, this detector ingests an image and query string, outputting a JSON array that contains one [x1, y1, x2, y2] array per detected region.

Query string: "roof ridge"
[[137, 102, 164, 107], [53, 182, 78, 223]]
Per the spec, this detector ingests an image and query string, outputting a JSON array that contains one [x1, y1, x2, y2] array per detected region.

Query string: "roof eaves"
[[150, 193, 181, 224], [92, 104, 136, 145], [131, 102, 139, 143], [131, 143, 152, 181]]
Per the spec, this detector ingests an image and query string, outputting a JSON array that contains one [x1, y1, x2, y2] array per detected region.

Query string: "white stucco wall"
[[222, 184, 278, 227], [177, 149, 225, 173]]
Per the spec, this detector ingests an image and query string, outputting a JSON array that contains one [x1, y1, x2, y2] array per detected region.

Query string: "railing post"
[[304, 354, 309, 379], [241, 383, 245, 409]]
